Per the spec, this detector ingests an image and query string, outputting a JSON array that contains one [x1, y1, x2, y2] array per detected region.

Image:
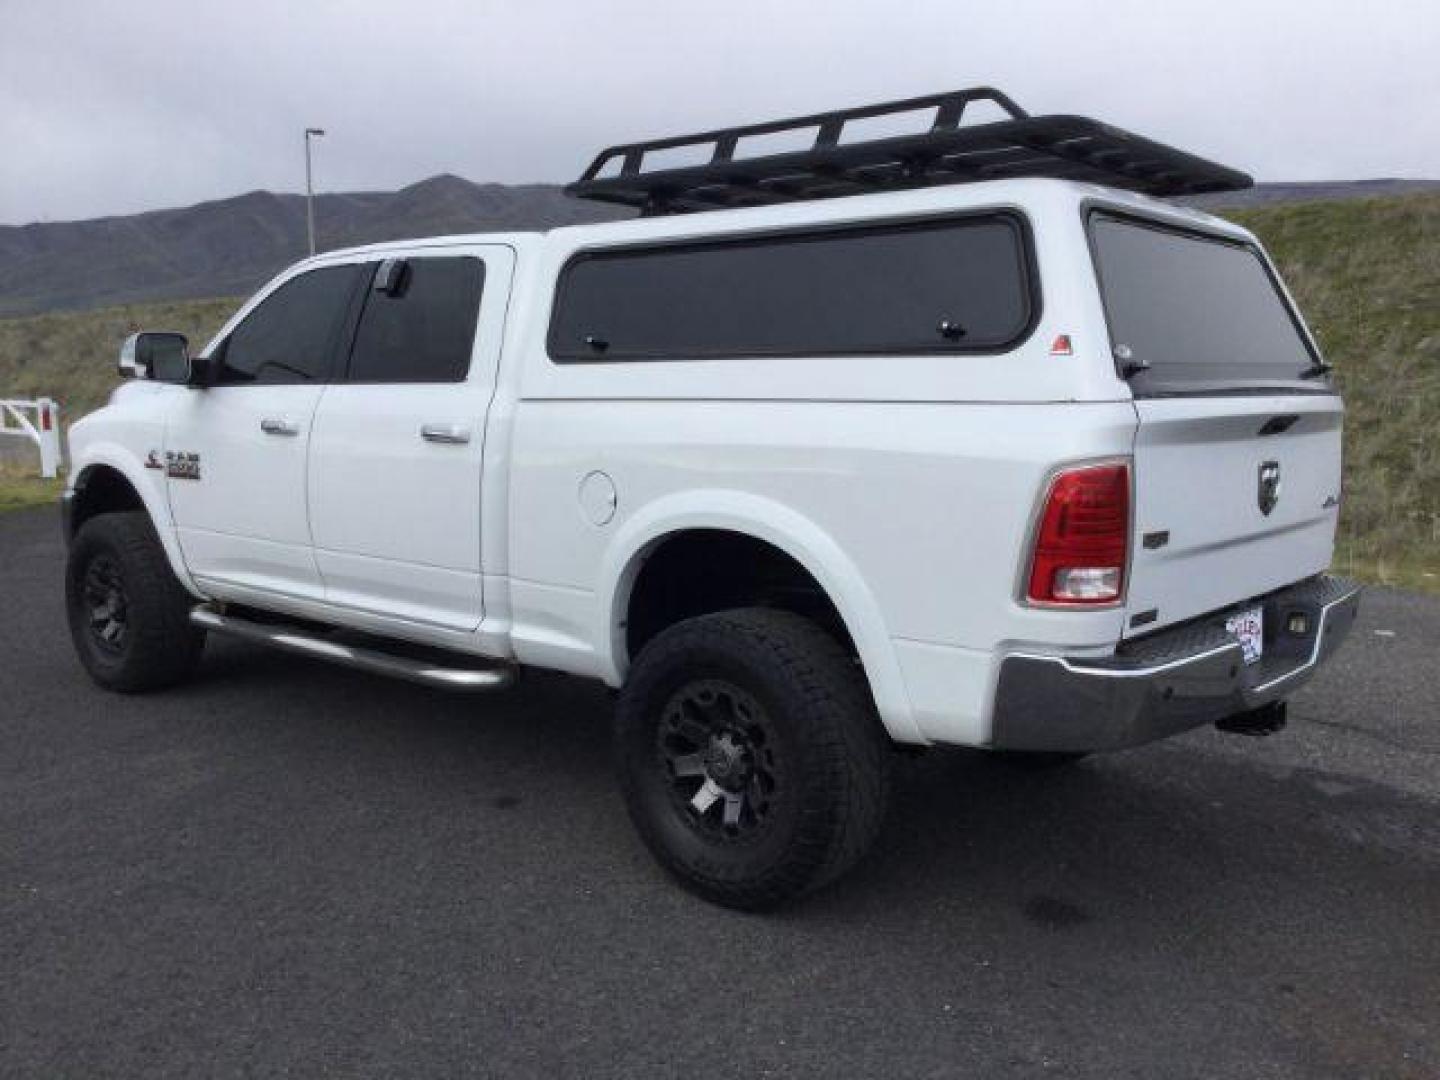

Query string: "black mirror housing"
[[188, 353, 217, 387]]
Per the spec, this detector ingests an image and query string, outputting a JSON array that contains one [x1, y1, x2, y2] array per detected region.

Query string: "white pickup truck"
[[62, 89, 1360, 908]]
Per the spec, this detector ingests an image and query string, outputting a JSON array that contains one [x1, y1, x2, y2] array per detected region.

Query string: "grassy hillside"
[[0, 296, 239, 423], [1, 193, 1436, 589], [0, 297, 237, 510]]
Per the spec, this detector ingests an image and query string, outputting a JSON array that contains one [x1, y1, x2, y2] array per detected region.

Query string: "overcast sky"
[[3, 0, 1438, 225]]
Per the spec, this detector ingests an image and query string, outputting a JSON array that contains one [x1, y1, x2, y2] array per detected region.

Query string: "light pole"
[[304, 127, 325, 256]]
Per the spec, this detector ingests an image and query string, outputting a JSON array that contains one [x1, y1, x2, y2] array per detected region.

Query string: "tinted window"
[[1089, 213, 1322, 394], [549, 215, 1033, 360], [215, 265, 362, 385], [347, 257, 486, 383]]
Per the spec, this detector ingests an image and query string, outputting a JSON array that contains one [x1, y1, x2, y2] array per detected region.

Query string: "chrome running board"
[[190, 605, 517, 692]]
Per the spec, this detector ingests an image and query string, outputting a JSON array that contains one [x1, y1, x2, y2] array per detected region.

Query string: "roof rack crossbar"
[[567, 86, 1252, 214], [577, 86, 1028, 188]]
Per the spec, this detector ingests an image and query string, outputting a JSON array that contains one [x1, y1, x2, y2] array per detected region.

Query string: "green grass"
[[1, 195, 1437, 596], [1223, 193, 1440, 593], [0, 297, 240, 424], [1333, 554, 1440, 595], [0, 466, 63, 513], [0, 298, 239, 514]]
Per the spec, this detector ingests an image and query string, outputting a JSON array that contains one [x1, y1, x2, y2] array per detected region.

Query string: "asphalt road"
[[2, 506, 1437, 1079]]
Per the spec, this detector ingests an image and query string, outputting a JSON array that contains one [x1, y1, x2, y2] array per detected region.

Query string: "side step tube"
[[190, 605, 517, 692]]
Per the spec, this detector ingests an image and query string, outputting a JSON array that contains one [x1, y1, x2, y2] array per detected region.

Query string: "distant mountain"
[[3, 174, 1436, 319], [0, 175, 630, 318]]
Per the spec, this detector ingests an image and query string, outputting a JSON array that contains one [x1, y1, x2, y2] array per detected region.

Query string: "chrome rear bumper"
[[991, 575, 1361, 753]]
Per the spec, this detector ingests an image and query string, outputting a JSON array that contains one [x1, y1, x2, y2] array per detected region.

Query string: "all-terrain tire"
[[615, 608, 890, 910], [66, 511, 205, 692]]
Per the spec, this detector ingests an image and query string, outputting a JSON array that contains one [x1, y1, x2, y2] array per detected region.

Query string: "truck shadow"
[[192, 635, 1435, 930], [45, 634, 1440, 1076]]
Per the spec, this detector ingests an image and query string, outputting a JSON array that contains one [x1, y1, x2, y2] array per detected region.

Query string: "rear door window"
[[1088, 212, 1324, 395], [549, 214, 1035, 361], [346, 256, 486, 383]]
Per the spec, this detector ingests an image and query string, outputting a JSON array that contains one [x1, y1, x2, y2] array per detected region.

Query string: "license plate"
[[1225, 606, 1264, 665]]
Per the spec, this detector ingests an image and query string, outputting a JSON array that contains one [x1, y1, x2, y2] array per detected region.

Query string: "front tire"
[[615, 609, 890, 910], [66, 511, 205, 692]]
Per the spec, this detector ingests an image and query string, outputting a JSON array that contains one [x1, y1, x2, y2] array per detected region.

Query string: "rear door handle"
[[421, 423, 471, 445], [260, 418, 300, 436]]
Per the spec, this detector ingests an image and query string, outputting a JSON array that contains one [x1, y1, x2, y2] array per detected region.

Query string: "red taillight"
[[40, 405, 52, 432], [1026, 462, 1130, 605]]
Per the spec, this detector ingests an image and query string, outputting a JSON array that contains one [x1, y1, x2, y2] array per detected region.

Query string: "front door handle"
[[421, 423, 472, 445], [260, 418, 300, 436]]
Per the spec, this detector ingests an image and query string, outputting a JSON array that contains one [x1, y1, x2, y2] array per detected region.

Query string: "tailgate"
[[1084, 207, 1345, 637], [1126, 394, 1342, 636]]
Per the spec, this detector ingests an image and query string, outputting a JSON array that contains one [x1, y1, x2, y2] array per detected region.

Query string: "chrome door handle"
[[260, 418, 300, 436], [421, 423, 471, 445]]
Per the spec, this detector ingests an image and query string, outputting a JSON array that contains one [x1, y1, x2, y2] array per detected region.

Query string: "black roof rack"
[[567, 87, 1252, 216]]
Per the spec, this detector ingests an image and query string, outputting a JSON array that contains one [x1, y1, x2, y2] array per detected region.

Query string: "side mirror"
[[119, 332, 192, 384]]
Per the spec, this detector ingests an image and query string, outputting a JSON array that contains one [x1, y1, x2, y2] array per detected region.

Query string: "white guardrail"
[[0, 397, 64, 478]]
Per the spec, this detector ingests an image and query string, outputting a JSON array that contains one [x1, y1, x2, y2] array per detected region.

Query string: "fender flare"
[[69, 442, 202, 598], [595, 489, 924, 745]]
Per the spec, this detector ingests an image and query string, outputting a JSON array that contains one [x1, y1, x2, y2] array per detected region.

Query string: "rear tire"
[[615, 608, 890, 910], [66, 511, 205, 693]]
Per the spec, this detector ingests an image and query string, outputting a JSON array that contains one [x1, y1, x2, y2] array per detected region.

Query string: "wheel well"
[[70, 465, 145, 539], [624, 530, 855, 662]]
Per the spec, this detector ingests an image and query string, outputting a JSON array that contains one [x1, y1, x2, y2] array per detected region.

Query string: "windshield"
[[1089, 211, 1325, 395]]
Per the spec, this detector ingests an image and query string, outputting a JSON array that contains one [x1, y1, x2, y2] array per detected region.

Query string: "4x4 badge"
[[1257, 461, 1281, 516]]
